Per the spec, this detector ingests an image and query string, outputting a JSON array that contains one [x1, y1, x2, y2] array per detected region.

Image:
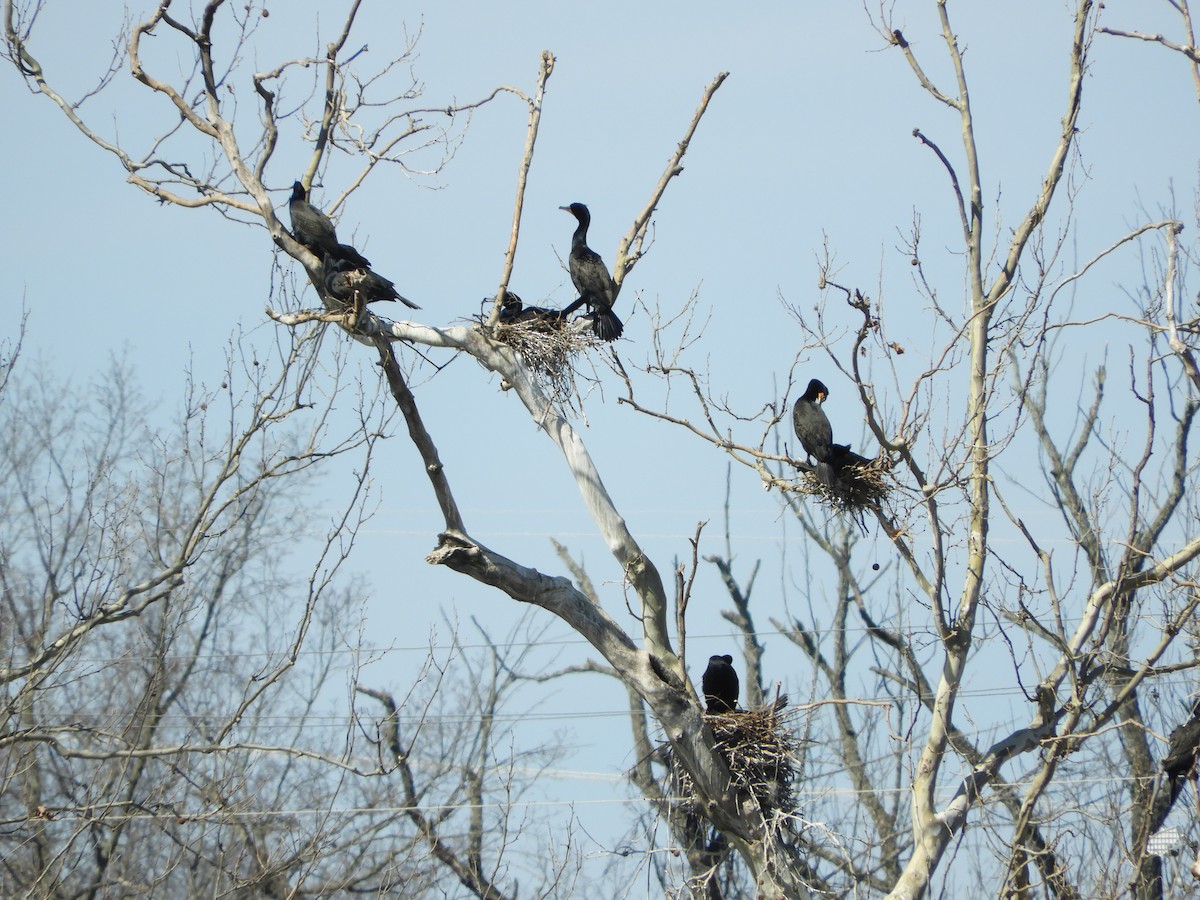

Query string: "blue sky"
[[4, 0, 1200, 888]]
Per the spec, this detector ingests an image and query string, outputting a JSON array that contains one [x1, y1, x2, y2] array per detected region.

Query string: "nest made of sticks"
[[484, 306, 602, 413], [786, 452, 894, 512], [667, 701, 803, 829]]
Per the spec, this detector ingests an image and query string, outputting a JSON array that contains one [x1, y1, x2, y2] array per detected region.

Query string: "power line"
[[31, 677, 1189, 725], [17, 772, 1168, 824], [19, 681, 1200, 728], [22, 613, 1187, 665]]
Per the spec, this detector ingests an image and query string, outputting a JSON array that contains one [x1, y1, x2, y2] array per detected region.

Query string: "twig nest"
[[667, 700, 803, 834], [486, 310, 601, 413], [789, 453, 895, 512]]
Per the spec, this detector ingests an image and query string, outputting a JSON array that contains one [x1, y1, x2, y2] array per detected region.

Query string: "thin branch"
[[613, 72, 728, 288], [488, 51, 555, 327]]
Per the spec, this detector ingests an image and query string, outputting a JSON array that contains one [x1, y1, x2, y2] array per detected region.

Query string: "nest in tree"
[[786, 453, 894, 512], [486, 307, 602, 413], [667, 700, 803, 834]]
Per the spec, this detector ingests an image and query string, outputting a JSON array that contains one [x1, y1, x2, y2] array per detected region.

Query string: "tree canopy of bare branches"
[[8, 1, 1200, 898]]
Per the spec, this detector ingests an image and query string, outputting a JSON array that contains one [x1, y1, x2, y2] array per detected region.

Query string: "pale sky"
[[4, 0, 1199, 890]]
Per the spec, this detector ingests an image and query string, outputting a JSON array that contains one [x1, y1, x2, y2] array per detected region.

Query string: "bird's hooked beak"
[[818, 390, 828, 403], [559, 205, 571, 213]]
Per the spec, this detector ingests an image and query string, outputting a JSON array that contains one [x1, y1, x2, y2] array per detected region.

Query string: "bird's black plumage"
[[793, 378, 834, 484], [499, 290, 565, 326], [560, 203, 623, 341], [702, 654, 739, 714], [289, 181, 371, 268], [323, 255, 420, 310], [829, 442, 871, 472], [1163, 700, 1200, 802]]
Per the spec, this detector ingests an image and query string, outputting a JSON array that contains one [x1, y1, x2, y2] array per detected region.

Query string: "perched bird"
[[560, 202, 623, 341], [498, 290, 565, 326], [702, 654, 739, 714], [793, 378, 834, 484], [289, 181, 371, 268], [1163, 699, 1200, 803], [323, 255, 420, 310], [499, 290, 524, 314], [829, 442, 872, 473]]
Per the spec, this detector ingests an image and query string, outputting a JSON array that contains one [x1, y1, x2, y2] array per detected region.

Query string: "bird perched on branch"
[[560, 202, 623, 341], [289, 181, 371, 268], [793, 378, 835, 484], [323, 255, 420, 311], [1163, 699, 1200, 804], [702, 654, 739, 714]]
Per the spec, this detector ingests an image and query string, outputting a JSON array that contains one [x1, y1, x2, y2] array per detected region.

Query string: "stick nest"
[[485, 312, 602, 413], [667, 701, 803, 831], [788, 453, 895, 512]]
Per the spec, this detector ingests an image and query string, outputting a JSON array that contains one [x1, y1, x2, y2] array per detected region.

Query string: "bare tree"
[[617, 1, 1200, 897], [0, 327, 582, 897], [0, 326, 383, 893], [6, 0, 784, 890], [10, 0, 1200, 898]]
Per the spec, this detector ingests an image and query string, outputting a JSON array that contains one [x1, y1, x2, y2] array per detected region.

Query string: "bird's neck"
[[571, 219, 590, 251]]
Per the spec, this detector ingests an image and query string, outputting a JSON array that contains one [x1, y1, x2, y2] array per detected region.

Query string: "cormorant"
[[289, 181, 371, 268], [323, 255, 420, 310], [793, 378, 834, 484], [498, 290, 565, 326], [701, 654, 739, 714], [560, 203, 623, 341], [829, 442, 872, 473], [1163, 700, 1200, 803], [498, 290, 525, 321]]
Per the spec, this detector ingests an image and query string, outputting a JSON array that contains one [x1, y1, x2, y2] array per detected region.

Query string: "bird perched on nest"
[[793, 378, 835, 484], [498, 290, 565, 326], [702, 654, 739, 713], [323, 255, 420, 311], [829, 442, 871, 471], [1163, 699, 1200, 804], [289, 181, 371, 268], [560, 202, 623, 342]]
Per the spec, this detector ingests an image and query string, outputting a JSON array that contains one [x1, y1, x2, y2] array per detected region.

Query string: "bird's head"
[[804, 378, 830, 404], [560, 202, 590, 224], [291, 181, 306, 201]]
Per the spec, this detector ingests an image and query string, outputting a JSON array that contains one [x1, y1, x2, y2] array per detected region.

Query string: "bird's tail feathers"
[[592, 309, 624, 342]]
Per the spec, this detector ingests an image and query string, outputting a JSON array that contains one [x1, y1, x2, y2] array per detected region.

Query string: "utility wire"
[[15, 772, 1171, 824]]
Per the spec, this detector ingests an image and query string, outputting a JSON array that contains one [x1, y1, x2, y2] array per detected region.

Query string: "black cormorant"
[[289, 181, 371, 268], [793, 378, 834, 484], [499, 290, 524, 317], [701, 654, 739, 714], [1163, 700, 1200, 803], [829, 442, 871, 473], [560, 203, 623, 341], [498, 290, 565, 325], [323, 255, 420, 310]]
